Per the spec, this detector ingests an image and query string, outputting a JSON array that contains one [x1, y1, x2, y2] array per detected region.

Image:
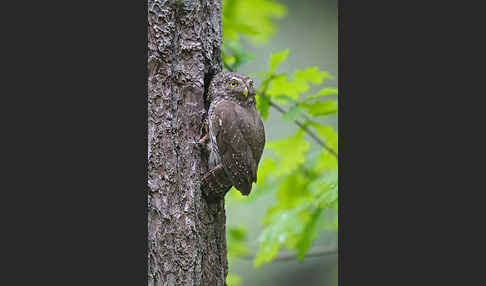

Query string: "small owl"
[[200, 72, 265, 200]]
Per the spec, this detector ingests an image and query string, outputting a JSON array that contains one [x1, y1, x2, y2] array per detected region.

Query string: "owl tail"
[[201, 164, 233, 203]]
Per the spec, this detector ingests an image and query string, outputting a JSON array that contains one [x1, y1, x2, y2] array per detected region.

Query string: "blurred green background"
[[223, 0, 338, 285]]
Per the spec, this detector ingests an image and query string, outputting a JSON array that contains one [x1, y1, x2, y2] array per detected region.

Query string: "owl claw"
[[197, 120, 210, 144], [198, 134, 209, 144]]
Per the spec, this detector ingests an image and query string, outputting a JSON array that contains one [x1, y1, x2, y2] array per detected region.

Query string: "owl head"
[[208, 72, 256, 104]]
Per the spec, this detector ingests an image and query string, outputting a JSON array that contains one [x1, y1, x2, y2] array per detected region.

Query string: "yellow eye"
[[229, 80, 238, 87], [249, 81, 253, 88]]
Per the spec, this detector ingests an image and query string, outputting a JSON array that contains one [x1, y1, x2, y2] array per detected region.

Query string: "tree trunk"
[[147, 0, 226, 285]]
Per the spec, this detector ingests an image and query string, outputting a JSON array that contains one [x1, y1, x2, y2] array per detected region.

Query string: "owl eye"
[[249, 81, 253, 88], [229, 80, 238, 87]]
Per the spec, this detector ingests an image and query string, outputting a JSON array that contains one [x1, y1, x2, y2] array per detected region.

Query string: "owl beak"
[[243, 87, 249, 97]]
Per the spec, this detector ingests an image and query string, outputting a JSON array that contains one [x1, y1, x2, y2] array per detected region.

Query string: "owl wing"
[[246, 107, 265, 182], [211, 100, 264, 195]]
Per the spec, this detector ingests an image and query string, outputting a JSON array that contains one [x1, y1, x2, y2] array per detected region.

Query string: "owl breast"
[[207, 98, 265, 195]]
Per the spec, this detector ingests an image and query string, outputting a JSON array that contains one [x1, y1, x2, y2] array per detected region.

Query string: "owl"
[[199, 72, 265, 201]]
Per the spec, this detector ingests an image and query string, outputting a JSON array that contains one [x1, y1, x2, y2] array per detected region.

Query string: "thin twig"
[[263, 94, 338, 159], [237, 247, 338, 262]]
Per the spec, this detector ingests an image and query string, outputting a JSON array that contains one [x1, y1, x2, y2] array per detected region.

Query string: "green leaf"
[[256, 71, 268, 77], [273, 172, 309, 211], [224, 20, 259, 36], [294, 67, 332, 85], [269, 49, 289, 74], [301, 100, 337, 117], [254, 241, 280, 268], [306, 88, 338, 101], [317, 88, 338, 97], [296, 208, 323, 260], [310, 125, 338, 171], [223, 40, 255, 70], [226, 273, 242, 286], [222, 0, 287, 44], [228, 226, 247, 241], [264, 67, 335, 102], [266, 74, 309, 100], [274, 95, 297, 103], [255, 204, 309, 267], [227, 226, 249, 258], [316, 186, 338, 208], [308, 172, 338, 208], [313, 125, 338, 153], [267, 131, 311, 176], [256, 94, 270, 119], [315, 151, 338, 171]]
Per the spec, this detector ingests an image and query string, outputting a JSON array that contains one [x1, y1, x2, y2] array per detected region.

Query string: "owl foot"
[[198, 134, 209, 144], [198, 119, 210, 144]]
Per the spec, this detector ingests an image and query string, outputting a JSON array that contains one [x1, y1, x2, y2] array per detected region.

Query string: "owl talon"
[[198, 120, 210, 144], [198, 134, 209, 144]]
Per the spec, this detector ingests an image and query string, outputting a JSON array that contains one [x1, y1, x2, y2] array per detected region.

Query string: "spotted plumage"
[[200, 72, 265, 200]]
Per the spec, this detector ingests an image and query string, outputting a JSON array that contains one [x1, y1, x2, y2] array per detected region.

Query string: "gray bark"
[[147, 0, 226, 285]]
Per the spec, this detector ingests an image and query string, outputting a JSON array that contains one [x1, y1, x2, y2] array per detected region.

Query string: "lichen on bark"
[[147, 0, 227, 285]]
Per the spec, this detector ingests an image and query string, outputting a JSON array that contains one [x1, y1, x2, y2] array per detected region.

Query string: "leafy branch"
[[261, 90, 338, 159]]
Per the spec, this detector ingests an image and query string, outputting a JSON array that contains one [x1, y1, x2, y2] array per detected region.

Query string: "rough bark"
[[147, 0, 226, 285]]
